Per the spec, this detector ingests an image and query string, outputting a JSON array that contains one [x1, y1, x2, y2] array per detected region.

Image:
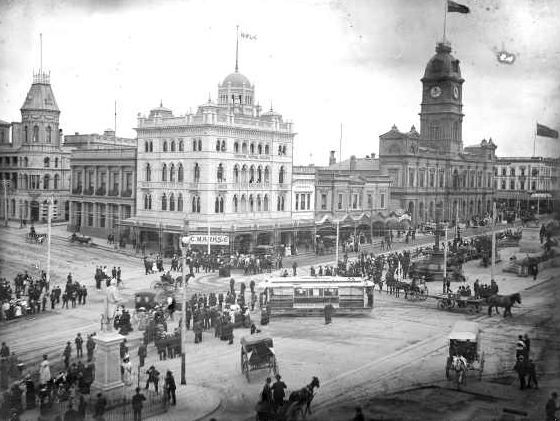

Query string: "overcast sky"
[[1, 0, 559, 164]]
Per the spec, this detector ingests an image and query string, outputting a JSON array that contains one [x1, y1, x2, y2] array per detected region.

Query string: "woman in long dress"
[[121, 357, 133, 386]]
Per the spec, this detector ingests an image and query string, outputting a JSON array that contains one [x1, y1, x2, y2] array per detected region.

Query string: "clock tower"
[[419, 42, 464, 155]]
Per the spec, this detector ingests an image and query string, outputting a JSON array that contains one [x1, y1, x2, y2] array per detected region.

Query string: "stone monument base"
[[91, 330, 125, 397]]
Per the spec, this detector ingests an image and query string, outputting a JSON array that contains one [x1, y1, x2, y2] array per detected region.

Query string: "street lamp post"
[[47, 196, 53, 290], [180, 237, 188, 385]]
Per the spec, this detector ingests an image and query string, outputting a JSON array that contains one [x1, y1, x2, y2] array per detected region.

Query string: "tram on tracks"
[[260, 276, 374, 317]]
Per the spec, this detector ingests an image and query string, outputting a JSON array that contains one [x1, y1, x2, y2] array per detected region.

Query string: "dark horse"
[[288, 376, 320, 418], [487, 293, 521, 317]]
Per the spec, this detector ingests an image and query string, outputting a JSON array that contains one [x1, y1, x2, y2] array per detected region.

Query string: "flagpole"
[[533, 121, 537, 158], [443, 0, 448, 42], [235, 25, 239, 72]]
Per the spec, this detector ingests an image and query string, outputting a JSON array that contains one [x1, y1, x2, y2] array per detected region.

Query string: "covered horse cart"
[[240, 335, 278, 382], [445, 321, 484, 386]]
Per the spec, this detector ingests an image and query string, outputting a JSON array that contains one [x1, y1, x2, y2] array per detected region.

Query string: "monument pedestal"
[[91, 331, 124, 396]]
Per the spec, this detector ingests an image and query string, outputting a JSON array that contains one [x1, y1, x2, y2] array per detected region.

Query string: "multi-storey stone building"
[[0, 70, 71, 223], [66, 130, 137, 239], [379, 42, 496, 225], [495, 156, 559, 216], [125, 66, 295, 254]]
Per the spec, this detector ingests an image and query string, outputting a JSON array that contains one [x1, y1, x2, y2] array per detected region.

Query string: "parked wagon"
[[69, 233, 92, 245], [240, 335, 278, 382], [445, 321, 485, 387], [25, 232, 47, 244]]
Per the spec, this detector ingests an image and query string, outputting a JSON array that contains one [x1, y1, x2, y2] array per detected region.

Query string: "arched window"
[[241, 195, 247, 212], [33, 125, 39, 142], [242, 142, 247, 154], [198, 139, 202, 151], [178, 163, 184, 182], [196, 197, 201, 212], [452, 169, 459, 189], [170, 140, 176, 152], [192, 196, 197, 212], [216, 140, 221, 151], [282, 145, 287, 155], [264, 195, 269, 211], [146, 164, 151, 181], [163, 141, 168, 152], [161, 193, 167, 211], [24, 157, 28, 167], [233, 165, 239, 183], [249, 194, 254, 212], [144, 194, 149, 210], [257, 166, 262, 183], [281, 195, 285, 211], [179, 140, 184, 152], [43, 174, 50, 189], [277, 196, 281, 211], [221, 140, 226, 152], [55, 157, 59, 168], [24, 174, 28, 189], [215, 197, 220, 213], [264, 166, 270, 183], [44, 157, 50, 167], [162, 164, 167, 182], [250, 143, 255, 154], [194, 163, 200, 182], [241, 165, 248, 183], [258, 144, 263, 154], [54, 174, 59, 189], [24, 126, 28, 142], [169, 193, 175, 211], [257, 195, 262, 211], [220, 197, 224, 213], [234, 142, 239, 153], [149, 141, 153, 152], [46, 126, 52, 143], [145, 141, 149, 152], [265, 144, 270, 155], [430, 123, 440, 140], [177, 193, 183, 211], [217, 163, 224, 181], [279, 166, 285, 184], [233, 195, 238, 212], [149, 195, 152, 209], [193, 139, 197, 151], [249, 165, 255, 183], [169, 164, 175, 182]]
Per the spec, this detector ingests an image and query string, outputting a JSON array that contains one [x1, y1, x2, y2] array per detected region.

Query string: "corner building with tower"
[[379, 42, 496, 224], [126, 66, 295, 254]]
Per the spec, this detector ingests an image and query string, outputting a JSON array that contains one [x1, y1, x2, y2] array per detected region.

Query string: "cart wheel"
[[438, 301, 446, 310]]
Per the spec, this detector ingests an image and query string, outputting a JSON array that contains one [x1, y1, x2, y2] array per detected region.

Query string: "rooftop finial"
[[208, 92, 212, 103], [160, 99, 163, 107], [235, 25, 239, 72]]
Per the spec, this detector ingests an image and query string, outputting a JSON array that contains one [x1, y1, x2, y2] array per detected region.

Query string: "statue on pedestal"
[[100, 279, 122, 332]]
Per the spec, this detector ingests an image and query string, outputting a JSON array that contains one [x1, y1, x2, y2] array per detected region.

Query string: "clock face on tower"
[[430, 86, 442, 98], [453, 86, 459, 99]]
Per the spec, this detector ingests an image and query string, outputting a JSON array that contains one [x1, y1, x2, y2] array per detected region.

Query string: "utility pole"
[[180, 237, 188, 385], [47, 196, 53, 289], [335, 219, 340, 269], [443, 225, 448, 280], [491, 202, 496, 281]]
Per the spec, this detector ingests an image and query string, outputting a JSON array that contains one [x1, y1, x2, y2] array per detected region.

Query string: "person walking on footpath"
[[546, 392, 559, 421], [75, 333, 83, 359], [63, 342, 72, 370], [132, 387, 146, 421], [513, 355, 527, 390], [526, 359, 538, 389], [145, 365, 160, 394], [164, 370, 177, 406]]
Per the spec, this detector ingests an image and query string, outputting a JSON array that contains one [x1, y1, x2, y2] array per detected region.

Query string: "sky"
[[0, 0, 559, 165]]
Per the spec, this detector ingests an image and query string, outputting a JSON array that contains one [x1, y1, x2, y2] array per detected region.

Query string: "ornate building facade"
[[379, 42, 496, 225], [125, 66, 295, 254], [0, 70, 71, 223]]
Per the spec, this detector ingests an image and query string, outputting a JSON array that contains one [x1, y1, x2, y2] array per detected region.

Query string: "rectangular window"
[[419, 171, 425, 188], [306, 194, 311, 210], [429, 171, 435, 188], [520, 181, 525, 190], [367, 194, 373, 208], [531, 181, 536, 190], [295, 194, 299, 210], [352, 194, 358, 209], [99, 204, 106, 228], [510, 180, 515, 190], [321, 194, 327, 210], [380, 193, 385, 208], [300, 194, 305, 210], [338, 193, 343, 210], [408, 169, 415, 187], [87, 203, 94, 226], [439, 171, 444, 188]]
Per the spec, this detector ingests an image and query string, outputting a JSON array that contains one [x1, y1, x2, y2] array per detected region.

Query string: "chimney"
[[350, 155, 357, 171], [329, 150, 336, 165]]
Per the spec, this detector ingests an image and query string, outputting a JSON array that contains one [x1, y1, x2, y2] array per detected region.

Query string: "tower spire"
[[235, 25, 239, 72]]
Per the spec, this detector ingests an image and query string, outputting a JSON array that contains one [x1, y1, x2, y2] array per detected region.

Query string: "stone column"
[[94, 166, 99, 193], [106, 168, 110, 196], [119, 167, 123, 196], [80, 201, 86, 228]]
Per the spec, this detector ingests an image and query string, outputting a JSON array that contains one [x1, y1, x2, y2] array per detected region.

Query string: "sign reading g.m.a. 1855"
[[182, 235, 230, 245]]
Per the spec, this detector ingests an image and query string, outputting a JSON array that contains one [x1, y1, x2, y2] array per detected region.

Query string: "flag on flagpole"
[[448, 0, 470, 13], [536, 123, 559, 139], [241, 32, 257, 41]]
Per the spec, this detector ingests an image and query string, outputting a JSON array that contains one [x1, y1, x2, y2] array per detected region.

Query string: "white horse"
[[451, 355, 468, 388]]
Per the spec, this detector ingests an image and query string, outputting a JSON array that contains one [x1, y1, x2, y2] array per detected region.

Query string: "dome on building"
[[423, 42, 462, 81], [222, 71, 251, 87], [148, 101, 173, 118]]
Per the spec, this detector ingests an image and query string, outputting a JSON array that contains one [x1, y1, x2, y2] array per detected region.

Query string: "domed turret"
[[423, 42, 462, 81], [222, 71, 251, 87]]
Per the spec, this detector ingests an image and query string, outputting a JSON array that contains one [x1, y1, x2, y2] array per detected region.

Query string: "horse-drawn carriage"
[[445, 321, 484, 388], [240, 335, 278, 382], [69, 232, 92, 245], [433, 293, 484, 314], [25, 228, 47, 245]]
